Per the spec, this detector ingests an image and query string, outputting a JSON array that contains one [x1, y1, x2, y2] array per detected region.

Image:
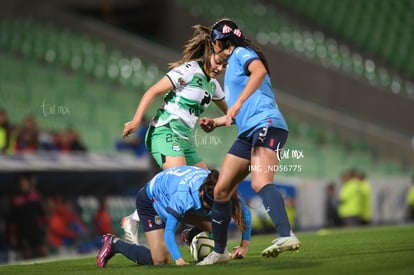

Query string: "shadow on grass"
[[227, 258, 322, 271]]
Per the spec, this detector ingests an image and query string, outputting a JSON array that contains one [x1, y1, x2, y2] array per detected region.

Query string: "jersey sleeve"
[[234, 47, 260, 75], [164, 213, 182, 260], [166, 62, 197, 90], [211, 79, 225, 101]]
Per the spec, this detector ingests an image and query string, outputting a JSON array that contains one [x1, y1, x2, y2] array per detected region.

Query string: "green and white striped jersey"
[[152, 61, 224, 139]]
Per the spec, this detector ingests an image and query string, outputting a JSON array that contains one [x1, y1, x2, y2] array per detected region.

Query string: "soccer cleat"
[[197, 251, 230, 265], [121, 214, 139, 245], [96, 234, 115, 268], [261, 235, 301, 257]]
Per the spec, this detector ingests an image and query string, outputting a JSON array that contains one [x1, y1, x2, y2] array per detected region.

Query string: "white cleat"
[[120, 214, 139, 245], [261, 236, 301, 257], [197, 251, 230, 265]]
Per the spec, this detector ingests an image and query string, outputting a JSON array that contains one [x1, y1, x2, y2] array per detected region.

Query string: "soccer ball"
[[189, 231, 214, 261]]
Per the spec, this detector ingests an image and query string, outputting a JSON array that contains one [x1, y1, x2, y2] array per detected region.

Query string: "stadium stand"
[[0, 14, 411, 178], [0, 17, 163, 153], [177, 0, 414, 99], [270, 0, 414, 80]]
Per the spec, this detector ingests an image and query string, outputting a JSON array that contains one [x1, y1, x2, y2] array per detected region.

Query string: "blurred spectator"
[[0, 109, 11, 153], [47, 196, 88, 252], [39, 128, 87, 153], [54, 131, 72, 153], [38, 130, 59, 151], [338, 170, 362, 226], [115, 117, 149, 157], [49, 131, 62, 151], [406, 176, 414, 221], [93, 197, 116, 236], [325, 182, 342, 227], [356, 171, 372, 225], [15, 116, 39, 153], [7, 172, 48, 260], [66, 128, 87, 152], [1, 109, 88, 154], [6, 125, 19, 155], [116, 116, 160, 180], [284, 195, 297, 230]]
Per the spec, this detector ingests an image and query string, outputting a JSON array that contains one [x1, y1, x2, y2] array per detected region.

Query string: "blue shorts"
[[136, 186, 165, 232], [228, 127, 288, 161]]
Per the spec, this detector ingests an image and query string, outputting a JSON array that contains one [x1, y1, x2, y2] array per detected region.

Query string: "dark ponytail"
[[231, 192, 247, 232], [200, 169, 247, 232]]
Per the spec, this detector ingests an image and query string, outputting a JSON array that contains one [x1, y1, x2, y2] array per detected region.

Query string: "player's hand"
[[225, 101, 242, 126], [231, 245, 248, 259], [199, 117, 216, 133], [122, 121, 138, 138], [175, 258, 190, 266]]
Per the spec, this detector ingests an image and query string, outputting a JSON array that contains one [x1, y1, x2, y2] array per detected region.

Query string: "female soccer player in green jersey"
[[123, 25, 228, 170]]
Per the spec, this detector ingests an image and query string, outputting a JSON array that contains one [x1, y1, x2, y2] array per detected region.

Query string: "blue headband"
[[203, 184, 214, 207], [212, 29, 232, 41], [212, 25, 243, 42]]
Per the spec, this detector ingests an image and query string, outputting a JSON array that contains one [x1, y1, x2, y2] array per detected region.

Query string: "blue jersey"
[[146, 166, 210, 222], [224, 47, 288, 137], [145, 166, 251, 260]]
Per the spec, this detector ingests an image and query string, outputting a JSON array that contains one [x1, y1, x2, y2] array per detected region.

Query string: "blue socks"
[[258, 184, 291, 237], [211, 200, 232, 254], [112, 238, 153, 265]]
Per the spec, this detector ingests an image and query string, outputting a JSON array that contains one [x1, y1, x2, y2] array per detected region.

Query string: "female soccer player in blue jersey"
[[197, 19, 301, 265], [96, 166, 251, 267]]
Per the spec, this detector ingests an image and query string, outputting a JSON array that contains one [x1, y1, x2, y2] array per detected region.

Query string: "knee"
[[214, 187, 232, 202]]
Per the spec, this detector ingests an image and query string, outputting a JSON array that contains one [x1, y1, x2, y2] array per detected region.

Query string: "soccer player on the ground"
[[96, 166, 251, 267], [119, 24, 229, 243], [196, 18, 301, 265]]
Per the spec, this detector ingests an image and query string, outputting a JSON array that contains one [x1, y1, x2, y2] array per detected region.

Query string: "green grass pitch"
[[1, 225, 413, 275]]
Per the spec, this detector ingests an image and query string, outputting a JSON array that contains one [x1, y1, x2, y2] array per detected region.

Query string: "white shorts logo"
[[172, 143, 181, 152], [155, 215, 162, 225]]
